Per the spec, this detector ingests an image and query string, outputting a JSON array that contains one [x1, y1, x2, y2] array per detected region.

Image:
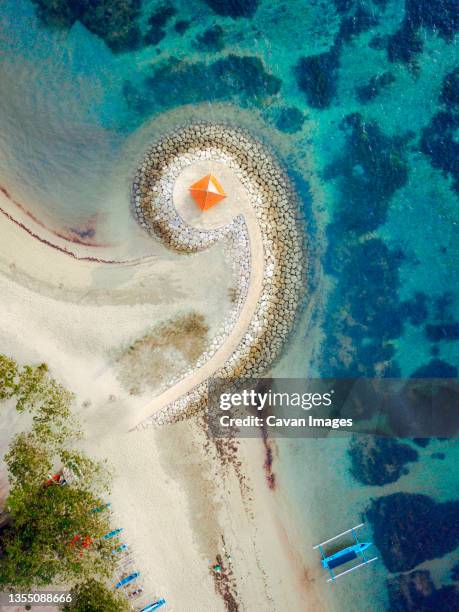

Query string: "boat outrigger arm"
[[313, 523, 378, 582]]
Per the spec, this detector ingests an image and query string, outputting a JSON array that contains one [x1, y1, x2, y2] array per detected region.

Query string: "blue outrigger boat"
[[115, 572, 140, 589], [313, 523, 378, 582], [112, 543, 128, 554], [103, 528, 124, 540], [138, 600, 166, 612]]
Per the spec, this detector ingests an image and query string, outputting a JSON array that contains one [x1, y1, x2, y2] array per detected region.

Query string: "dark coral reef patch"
[[410, 358, 457, 378], [320, 114, 414, 377], [387, 22, 423, 64], [413, 437, 430, 448], [275, 107, 305, 133], [126, 54, 281, 112], [388, 570, 459, 611], [144, 2, 176, 46], [31, 0, 143, 52], [367, 492, 459, 572], [321, 238, 403, 377], [441, 67, 459, 107], [404, 0, 458, 41], [295, 45, 341, 109], [295, 1, 382, 109], [421, 67, 459, 195], [325, 113, 410, 237], [421, 111, 459, 195], [124, 53, 281, 117], [174, 19, 190, 35], [387, 0, 458, 64], [426, 323, 459, 342], [202, 0, 259, 18], [336, 4, 378, 44], [348, 437, 418, 486], [194, 24, 225, 51], [356, 71, 395, 103], [400, 292, 428, 326]]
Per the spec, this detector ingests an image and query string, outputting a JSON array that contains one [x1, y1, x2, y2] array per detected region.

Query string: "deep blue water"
[[0, 1, 458, 610]]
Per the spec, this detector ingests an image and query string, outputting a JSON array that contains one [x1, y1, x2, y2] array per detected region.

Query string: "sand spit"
[[133, 123, 305, 427]]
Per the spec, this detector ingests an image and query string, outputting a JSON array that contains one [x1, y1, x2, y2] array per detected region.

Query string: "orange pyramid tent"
[[189, 174, 226, 210]]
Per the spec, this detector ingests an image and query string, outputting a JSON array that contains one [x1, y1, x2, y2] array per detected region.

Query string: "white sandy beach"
[[1, 406, 329, 612], [0, 181, 328, 612], [0, 156, 329, 610]]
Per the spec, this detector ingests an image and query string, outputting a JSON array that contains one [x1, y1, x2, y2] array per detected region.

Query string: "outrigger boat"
[[112, 543, 128, 554], [115, 572, 140, 589], [313, 523, 378, 582], [103, 527, 124, 540], [138, 600, 166, 612]]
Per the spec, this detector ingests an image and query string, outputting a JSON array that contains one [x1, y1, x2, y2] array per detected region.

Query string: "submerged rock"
[[387, 22, 423, 64], [405, 0, 458, 41], [318, 108, 418, 377], [421, 110, 459, 196], [366, 492, 459, 572]]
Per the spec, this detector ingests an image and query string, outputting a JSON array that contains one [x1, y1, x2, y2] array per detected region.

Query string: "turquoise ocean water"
[[0, 1, 458, 610]]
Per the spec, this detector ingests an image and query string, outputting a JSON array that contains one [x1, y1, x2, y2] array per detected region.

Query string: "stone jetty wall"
[[132, 123, 305, 426]]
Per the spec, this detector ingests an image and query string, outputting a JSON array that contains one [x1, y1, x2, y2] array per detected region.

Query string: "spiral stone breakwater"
[[131, 123, 305, 428]]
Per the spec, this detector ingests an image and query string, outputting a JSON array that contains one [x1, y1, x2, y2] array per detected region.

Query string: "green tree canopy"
[[1, 482, 113, 587], [0, 354, 18, 400], [1, 357, 77, 445], [62, 579, 130, 612], [0, 355, 114, 589]]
